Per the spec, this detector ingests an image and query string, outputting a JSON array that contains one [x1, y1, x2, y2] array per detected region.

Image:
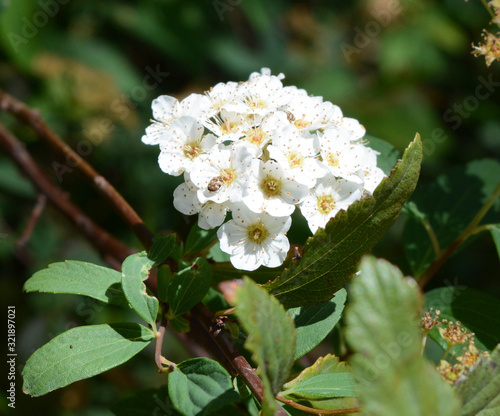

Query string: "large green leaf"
[[22, 323, 154, 397], [184, 223, 218, 256], [281, 373, 356, 400], [168, 357, 239, 416], [456, 345, 500, 416], [167, 257, 212, 319], [265, 135, 422, 309], [148, 234, 177, 265], [234, 277, 297, 416], [288, 289, 346, 360], [403, 159, 500, 277], [24, 261, 128, 308], [345, 256, 460, 416], [425, 287, 500, 353], [121, 252, 158, 327], [281, 354, 358, 411]]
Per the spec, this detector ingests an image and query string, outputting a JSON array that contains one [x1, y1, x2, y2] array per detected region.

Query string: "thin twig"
[[16, 194, 47, 249], [420, 217, 441, 256], [276, 396, 362, 415], [0, 122, 132, 269], [419, 181, 500, 288], [0, 89, 154, 250]]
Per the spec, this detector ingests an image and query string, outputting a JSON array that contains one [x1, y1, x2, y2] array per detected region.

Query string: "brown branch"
[[0, 95, 275, 412], [0, 89, 154, 250], [16, 194, 47, 249], [0, 122, 132, 269]]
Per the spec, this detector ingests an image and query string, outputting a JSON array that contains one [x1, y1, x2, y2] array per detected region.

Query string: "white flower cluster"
[[142, 68, 385, 271]]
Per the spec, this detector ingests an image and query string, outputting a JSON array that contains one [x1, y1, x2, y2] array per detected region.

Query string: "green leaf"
[[265, 135, 423, 309], [184, 223, 218, 256], [234, 277, 297, 416], [22, 323, 154, 397], [24, 261, 128, 308], [365, 135, 402, 176], [281, 373, 356, 400], [345, 256, 460, 416], [282, 354, 358, 411], [288, 289, 346, 360], [491, 225, 500, 262], [456, 345, 500, 416], [425, 287, 500, 352], [168, 357, 239, 416], [110, 385, 181, 416], [167, 257, 212, 319], [121, 252, 158, 327], [157, 265, 173, 303], [403, 158, 500, 277], [148, 234, 177, 265]]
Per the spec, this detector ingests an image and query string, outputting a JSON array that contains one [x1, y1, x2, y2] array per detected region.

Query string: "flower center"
[[221, 168, 236, 186], [294, 118, 311, 129], [326, 152, 339, 167], [183, 142, 201, 160], [247, 223, 269, 244], [287, 152, 304, 168], [260, 176, 282, 197], [221, 118, 239, 135], [245, 127, 266, 146], [317, 195, 336, 215], [247, 97, 266, 109]]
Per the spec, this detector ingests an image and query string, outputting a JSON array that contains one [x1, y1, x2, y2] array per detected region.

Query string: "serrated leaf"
[[168, 357, 239, 416], [345, 256, 460, 416], [404, 159, 500, 277], [456, 345, 500, 416], [281, 373, 356, 400], [365, 135, 402, 176], [234, 277, 296, 416], [167, 257, 212, 319], [148, 234, 177, 265], [23, 261, 128, 308], [491, 225, 500, 263], [288, 289, 346, 360], [265, 135, 422, 309], [121, 252, 158, 327], [425, 287, 500, 353], [22, 323, 154, 397], [282, 354, 358, 411], [184, 223, 218, 256]]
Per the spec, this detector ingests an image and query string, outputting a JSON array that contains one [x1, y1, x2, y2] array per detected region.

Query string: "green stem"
[[419, 181, 500, 288], [442, 343, 453, 361], [481, 0, 496, 19], [421, 217, 441, 256]]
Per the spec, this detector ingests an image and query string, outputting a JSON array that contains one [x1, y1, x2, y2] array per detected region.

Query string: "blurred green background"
[[1, 0, 500, 414]]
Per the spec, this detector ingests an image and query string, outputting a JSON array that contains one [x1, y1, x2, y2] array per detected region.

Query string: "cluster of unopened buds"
[[142, 68, 385, 270]]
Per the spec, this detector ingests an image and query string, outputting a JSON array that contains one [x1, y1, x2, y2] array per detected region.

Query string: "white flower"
[[158, 116, 217, 176], [355, 146, 386, 194], [198, 201, 228, 230], [240, 111, 288, 155], [268, 125, 328, 187], [217, 204, 291, 271], [242, 159, 309, 216], [300, 176, 363, 234], [142, 94, 210, 145], [338, 117, 366, 141], [285, 95, 343, 131], [190, 144, 254, 204], [203, 109, 246, 142], [319, 128, 367, 184], [173, 174, 201, 216]]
